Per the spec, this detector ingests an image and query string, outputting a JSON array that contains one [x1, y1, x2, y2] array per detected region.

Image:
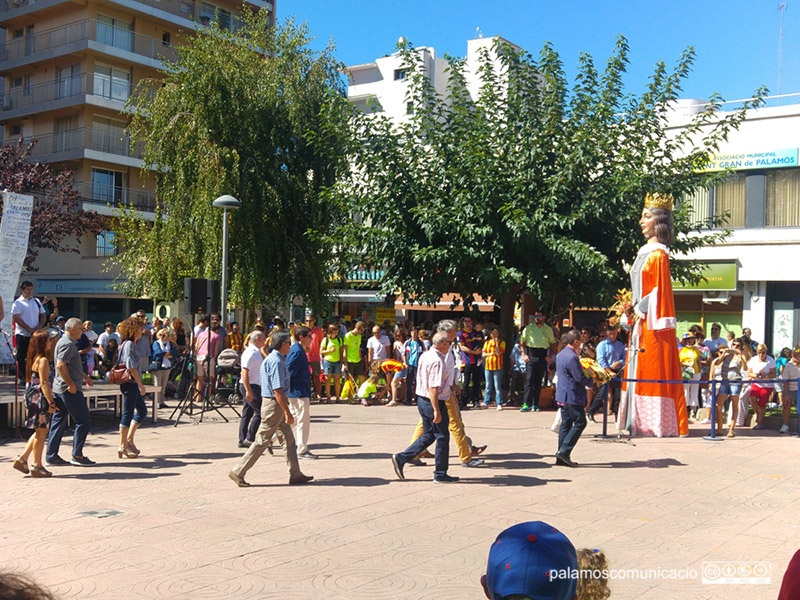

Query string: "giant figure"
[[618, 193, 689, 437]]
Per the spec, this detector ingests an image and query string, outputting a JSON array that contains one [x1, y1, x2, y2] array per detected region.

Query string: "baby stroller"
[[214, 348, 242, 415]]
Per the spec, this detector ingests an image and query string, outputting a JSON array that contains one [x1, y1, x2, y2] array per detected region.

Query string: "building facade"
[[0, 0, 275, 323]]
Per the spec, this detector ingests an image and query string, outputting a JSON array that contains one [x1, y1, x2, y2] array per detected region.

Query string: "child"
[[576, 548, 611, 599], [357, 373, 385, 407]]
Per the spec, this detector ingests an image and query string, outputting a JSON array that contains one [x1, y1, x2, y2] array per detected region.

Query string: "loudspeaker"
[[184, 278, 220, 314]]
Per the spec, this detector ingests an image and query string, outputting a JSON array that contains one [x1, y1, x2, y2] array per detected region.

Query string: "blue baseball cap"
[[484, 522, 578, 600]]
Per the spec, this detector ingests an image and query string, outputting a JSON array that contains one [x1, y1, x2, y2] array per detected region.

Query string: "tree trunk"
[[498, 282, 523, 368]]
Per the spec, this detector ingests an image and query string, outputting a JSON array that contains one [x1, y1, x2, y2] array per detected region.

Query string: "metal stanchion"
[[703, 379, 723, 441], [594, 380, 617, 440]]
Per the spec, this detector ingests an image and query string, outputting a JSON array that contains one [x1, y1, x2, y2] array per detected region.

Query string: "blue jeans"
[[396, 396, 450, 477], [238, 383, 262, 443], [558, 404, 587, 459], [483, 369, 503, 405], [47, 389, 91, 460], [119, 381, 147, 427]]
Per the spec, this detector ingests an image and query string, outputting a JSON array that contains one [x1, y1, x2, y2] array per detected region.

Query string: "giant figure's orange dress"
[[618, 243, 689, 437]]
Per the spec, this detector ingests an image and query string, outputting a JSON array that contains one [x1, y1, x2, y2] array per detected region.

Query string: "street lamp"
[[212, 194, 241, 323]]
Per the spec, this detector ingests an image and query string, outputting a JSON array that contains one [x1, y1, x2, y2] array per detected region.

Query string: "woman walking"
[[13, 329, 57, 477], [117, 317, 148, 458]]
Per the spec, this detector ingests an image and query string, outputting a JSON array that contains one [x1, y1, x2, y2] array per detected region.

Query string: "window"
[[97, 15, 133, 52], [180, 0, 195, 18], [93, 64, 130, 101], [394, 69, 407, 80], [53, 116, 77, 152], [25, 25, 34, 55], [162, 32, 170, 46], [684, 186, 710, 225], [96, 230, 116, 257], [406, 101, 414, 115], [13, 29, 23, 38], [11, 77, 22, 88], [10, 125, 21, 136], [24, 75, 34, 96], [766, 168, 800, 227], [200, 2, 232, 29], [91, 168, 127, 204], [92, 116, 128, 155], [713, 172, 746, 228], [57, 65, 81, 99]]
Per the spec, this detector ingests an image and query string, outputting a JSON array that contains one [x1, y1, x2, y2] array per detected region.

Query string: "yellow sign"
[[375, 307, 396, 326]]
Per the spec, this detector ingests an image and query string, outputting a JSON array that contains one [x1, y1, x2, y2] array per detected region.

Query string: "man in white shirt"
[[96, 322, 120, 356], [238, 331, 266, 448], [367, 325, 389, 362], [11, 280, 46, 381]]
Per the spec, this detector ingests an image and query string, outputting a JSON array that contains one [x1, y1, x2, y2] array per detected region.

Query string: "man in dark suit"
[[555, 329, 594, 467]]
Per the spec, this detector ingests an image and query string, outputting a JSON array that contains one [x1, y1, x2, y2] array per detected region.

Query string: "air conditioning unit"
[[703, 290, 730, 304]]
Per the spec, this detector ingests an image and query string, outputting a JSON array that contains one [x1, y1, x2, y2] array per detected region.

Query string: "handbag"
[[109, 364, 132, 385]]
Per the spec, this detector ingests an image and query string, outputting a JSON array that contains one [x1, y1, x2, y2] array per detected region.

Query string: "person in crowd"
[[0, 572, 59, 600], [238, 331, 266, 449], [473, 320, 486, 366], [46, 318, 95, 467], [116, 317, 148, 458], [679, 333, 701, 419], [99, 338, 120, 380], [134, 310, 153, 379], [151, 328, 177, 409], [480, 521, 579, 600], [580, 327, 593, 346], [689, 324, 712, 422], [287, 326, 316, 459], [392, 329, 407, 401], [555, 329, 594, 468], [457, 316, 482, 410], [228, 331, 313, 487], [11, 281, 47, 383], [704, 323, 725, 353], [508, 342, 527, 406], [374, 357, 406, 407], [210, 312, 229, 349], [357, 372, 385, 406], [304, 314, 324, 400], [74, 325, 93, 376], [577, 548, 612, 600], [588, 324, 625, 422], [726, 330, 736, 344], [778, 344, 800, 434], [320, 323, 344, 402], [194, 321, 222, 396], [344, 321, 366, 386], [193, 314, 209, 337], [13, 329, 58, 478], [227, 321, 244, 353], [735, 340, 754, 429], [482, 327, 505, 410], [519, 311, 557, 412], [391, 331, 459, 483], [367, 324, 389, 363], [748, 343, 776, 430], [710, 341, 743, 438], [96, 321, 120, 356], [419, 328, 431, 350], [403, 327, 424, 405], [778, 548, 800, 600], [741, 327, 758, 353], [171, 318, 186, 352], [83, 320, 99, 376]]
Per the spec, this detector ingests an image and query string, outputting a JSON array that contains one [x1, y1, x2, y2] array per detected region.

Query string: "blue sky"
[[280, 0, 798, 103]]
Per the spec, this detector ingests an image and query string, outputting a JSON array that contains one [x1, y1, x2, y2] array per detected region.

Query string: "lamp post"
[[212, 194, 241, 323]]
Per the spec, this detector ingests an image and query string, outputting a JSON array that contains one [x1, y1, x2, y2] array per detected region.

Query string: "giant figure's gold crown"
[[644, 192, 674, 211]]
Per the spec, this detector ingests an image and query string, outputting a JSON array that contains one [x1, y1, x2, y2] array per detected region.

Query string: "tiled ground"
[[0, 402, 796, 599]]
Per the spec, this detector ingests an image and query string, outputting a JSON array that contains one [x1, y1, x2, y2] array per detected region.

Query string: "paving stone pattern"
[[1, 405, 797, 599]]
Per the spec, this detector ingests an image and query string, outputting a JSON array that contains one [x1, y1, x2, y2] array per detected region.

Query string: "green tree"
[[334, 37, 764, 340], [113, 13, 352, 312]]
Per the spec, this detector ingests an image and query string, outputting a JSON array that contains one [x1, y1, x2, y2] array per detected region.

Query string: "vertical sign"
[[0, 192, 34, 364], [772, 301, 794, 354]]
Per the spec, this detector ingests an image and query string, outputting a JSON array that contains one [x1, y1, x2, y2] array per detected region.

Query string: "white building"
[[670, 98, 800, 351]]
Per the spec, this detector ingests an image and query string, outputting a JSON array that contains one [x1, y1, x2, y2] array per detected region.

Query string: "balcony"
[[0, 19, 177, 69], [73, 181, 157, 211], [3, 127, 144, 164], [0, 73, 155, 120], [0, 0, 270, 31]]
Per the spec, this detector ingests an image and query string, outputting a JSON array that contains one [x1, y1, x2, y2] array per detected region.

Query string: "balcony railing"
[[0, 0, 269, 30], [1, 19, 178, 63], [73, 181, 157, 211], [2, 127, 144, 159], [0, 73, 156, 112]]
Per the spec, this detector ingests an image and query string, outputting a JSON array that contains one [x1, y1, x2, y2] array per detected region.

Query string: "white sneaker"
[[496, 405, 503, 411], [780, 424, 790, 434]]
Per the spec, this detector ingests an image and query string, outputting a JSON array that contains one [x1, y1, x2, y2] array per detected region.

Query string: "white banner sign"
[[0, 191, 34, 364]]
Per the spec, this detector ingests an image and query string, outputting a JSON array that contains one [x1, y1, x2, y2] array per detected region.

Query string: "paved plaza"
[[0, 401, 797, 599]]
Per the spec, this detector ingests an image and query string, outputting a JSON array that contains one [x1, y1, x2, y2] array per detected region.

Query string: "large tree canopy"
[[334, 37, 765, 325], [114, 13, 352, 310], [0, 140, 102, 270]]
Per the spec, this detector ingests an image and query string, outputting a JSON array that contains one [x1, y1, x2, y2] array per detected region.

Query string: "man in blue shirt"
[[229, 331, 313, 487], [287, 326, 316, 460], [555, 329, 594, 468], [587, 325, 626, 422]]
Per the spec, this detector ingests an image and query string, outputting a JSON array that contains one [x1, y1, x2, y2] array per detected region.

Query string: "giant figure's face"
[[640, 209, 656, 240]]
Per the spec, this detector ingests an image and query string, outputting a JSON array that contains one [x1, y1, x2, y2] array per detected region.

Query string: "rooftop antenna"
[[778, 2, 787, 104], [475, 27, 483, 39]]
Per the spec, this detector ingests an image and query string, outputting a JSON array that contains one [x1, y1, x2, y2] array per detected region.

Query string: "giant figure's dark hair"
[[650, 207, 675, 246]]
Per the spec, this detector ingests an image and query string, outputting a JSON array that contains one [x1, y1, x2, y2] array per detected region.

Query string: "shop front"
[[673, 261, 742, 339]]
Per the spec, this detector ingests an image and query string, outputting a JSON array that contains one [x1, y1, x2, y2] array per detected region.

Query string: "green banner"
[[673, 262, 737, 291]]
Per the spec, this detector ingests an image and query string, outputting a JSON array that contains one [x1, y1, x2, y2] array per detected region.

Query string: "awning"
[[331, 290, 385, 303], [395, 293, 496, 313]]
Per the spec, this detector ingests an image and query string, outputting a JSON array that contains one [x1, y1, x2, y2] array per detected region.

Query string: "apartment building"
[[0, 0, 275, 323]]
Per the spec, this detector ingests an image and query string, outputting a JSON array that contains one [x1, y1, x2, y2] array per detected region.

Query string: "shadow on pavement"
[[57, 471, 182, 480], [250, 476, 390, 488], [460, 474, 568, 487], [311, 443, 361, 450], [580, 458, 685, 469]]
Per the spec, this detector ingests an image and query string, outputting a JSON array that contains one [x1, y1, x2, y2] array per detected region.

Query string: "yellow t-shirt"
[[679, 346, 701, 375], [358, 381, 378, 397], [321, 336, 343, 363]]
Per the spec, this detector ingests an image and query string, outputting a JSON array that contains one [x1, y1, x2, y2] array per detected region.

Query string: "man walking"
[[11, 281, 47, 382], [229, 331, 313, 487], [587, 324, 626, 421], [520, 311, 557, 412], [392, 331, 459, 483], [46, 318, 95, 466], [238, 330, 266, 448], [555, 329, 594, 468], [287, 326, 317, 459]]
